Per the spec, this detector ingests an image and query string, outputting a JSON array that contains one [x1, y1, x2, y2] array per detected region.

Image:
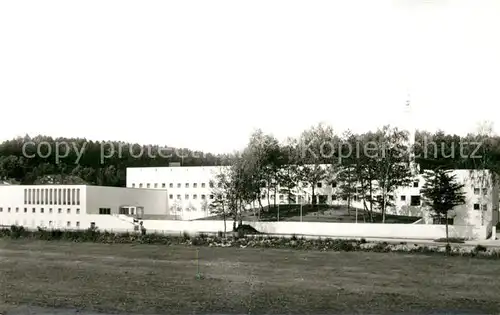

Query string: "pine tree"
[[421, 168, 466, 244]]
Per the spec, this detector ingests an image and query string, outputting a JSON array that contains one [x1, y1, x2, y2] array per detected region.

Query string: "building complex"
[[0, 165, 498, 239]]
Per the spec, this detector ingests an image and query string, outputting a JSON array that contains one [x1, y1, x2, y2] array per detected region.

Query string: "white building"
[[0, 185, 169, 231], [127, 166, 222, 220], [126, 165, 500, 234]]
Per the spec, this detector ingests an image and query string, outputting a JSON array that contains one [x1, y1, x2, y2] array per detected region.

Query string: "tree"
[[421, 168, 466, 244], [298, 123, 338, 207], [300, 164, 329, 206], [208, 167, 233, 236], [240, 130, 282, 215], [276, 137, 302, 204], [347, 131, 379, 222], [371, 126, 414, 222], [336, 164, 356, 215]]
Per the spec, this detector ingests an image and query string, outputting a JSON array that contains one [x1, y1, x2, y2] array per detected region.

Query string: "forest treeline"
[[0, 124, 499, 187]]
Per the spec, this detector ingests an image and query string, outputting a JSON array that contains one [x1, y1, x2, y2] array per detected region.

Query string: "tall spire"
[[404, 90, 418, 175]]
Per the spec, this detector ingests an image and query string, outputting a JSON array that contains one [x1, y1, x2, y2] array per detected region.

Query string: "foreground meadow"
[[0, 239, 499, 314]]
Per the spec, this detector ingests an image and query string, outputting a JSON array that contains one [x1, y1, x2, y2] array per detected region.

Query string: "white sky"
[[1, 0, 499, 154]]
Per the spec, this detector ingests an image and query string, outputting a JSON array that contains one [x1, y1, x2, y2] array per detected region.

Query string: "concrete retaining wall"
[[140, 220, 489, 240]]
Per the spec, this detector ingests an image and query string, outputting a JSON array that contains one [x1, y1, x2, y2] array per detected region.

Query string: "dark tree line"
[[1, 126, 500, 188], [0, 135, 226, 186]]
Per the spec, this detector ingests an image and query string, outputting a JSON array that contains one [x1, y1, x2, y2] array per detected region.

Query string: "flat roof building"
[[0, 185, 169, 231]]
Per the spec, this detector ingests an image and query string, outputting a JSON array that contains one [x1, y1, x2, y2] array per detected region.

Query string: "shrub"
[[10, 225, 27, 239], [445, 243, 452, 254], [1, 226, 500, 259], [372, 242, 390, 252], [474, 244, 487, 252], [234, 224, 260, 236]]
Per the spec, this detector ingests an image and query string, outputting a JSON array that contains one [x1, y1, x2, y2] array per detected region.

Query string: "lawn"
[[0, 240, 500, 314], [200, 204, 421, 224]]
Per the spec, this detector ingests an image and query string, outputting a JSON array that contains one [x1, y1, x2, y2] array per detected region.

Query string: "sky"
[[1, 0, 499, 154]]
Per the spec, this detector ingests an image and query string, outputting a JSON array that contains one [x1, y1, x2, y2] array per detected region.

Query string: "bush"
[[10, 225, 27, 239], [0, 226, 499, 259], [474, 244, 487, 252], [234, 224, 260, 236]]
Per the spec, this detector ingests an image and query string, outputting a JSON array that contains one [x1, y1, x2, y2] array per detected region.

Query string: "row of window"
[[170, 206, 207, 212], [4, 220, 80, 228], [24, 188, 81, 206], [170, 194, 213, 200], [132, 181, 421, 190], [0, 207, 81, 214], [132, 182, 221, 189], [165, 193, 423, 205]]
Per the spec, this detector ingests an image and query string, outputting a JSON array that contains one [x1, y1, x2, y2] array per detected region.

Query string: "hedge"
[[1, 225, 499, 259]]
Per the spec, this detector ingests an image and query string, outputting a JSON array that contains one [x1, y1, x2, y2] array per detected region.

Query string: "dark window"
[[401, 195, 406, 201], [413, 181, 419, 188], [473, 203, 480, 210], [317, 182, 322, 188], [410, 195, 421, 206], [99, 208, 111, 215], [331, 182, 337, 188]]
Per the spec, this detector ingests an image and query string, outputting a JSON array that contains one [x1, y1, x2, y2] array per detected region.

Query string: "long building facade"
[[126, 165, 500, 230], [0, 166, 498, 238]]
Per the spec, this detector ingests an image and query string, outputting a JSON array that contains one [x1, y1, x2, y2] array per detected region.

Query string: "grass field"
[[200, 204, 421, 224], [1, 240, 499, 314]]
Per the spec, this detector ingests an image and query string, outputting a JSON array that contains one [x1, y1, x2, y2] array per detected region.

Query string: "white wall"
[[142, 219, 228, 234], [0, 185, 169, 230], [247, 221, 489, 240], [140, 219, 488, 240], [85, 186, 169, 216], [127, 166, 226, 219], [0, 185, 87, 229]]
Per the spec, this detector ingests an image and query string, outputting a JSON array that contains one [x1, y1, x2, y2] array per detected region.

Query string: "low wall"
[[247, 221, 488, 240], [142, 219, 228, 235], [139, 220, 489, 240]]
